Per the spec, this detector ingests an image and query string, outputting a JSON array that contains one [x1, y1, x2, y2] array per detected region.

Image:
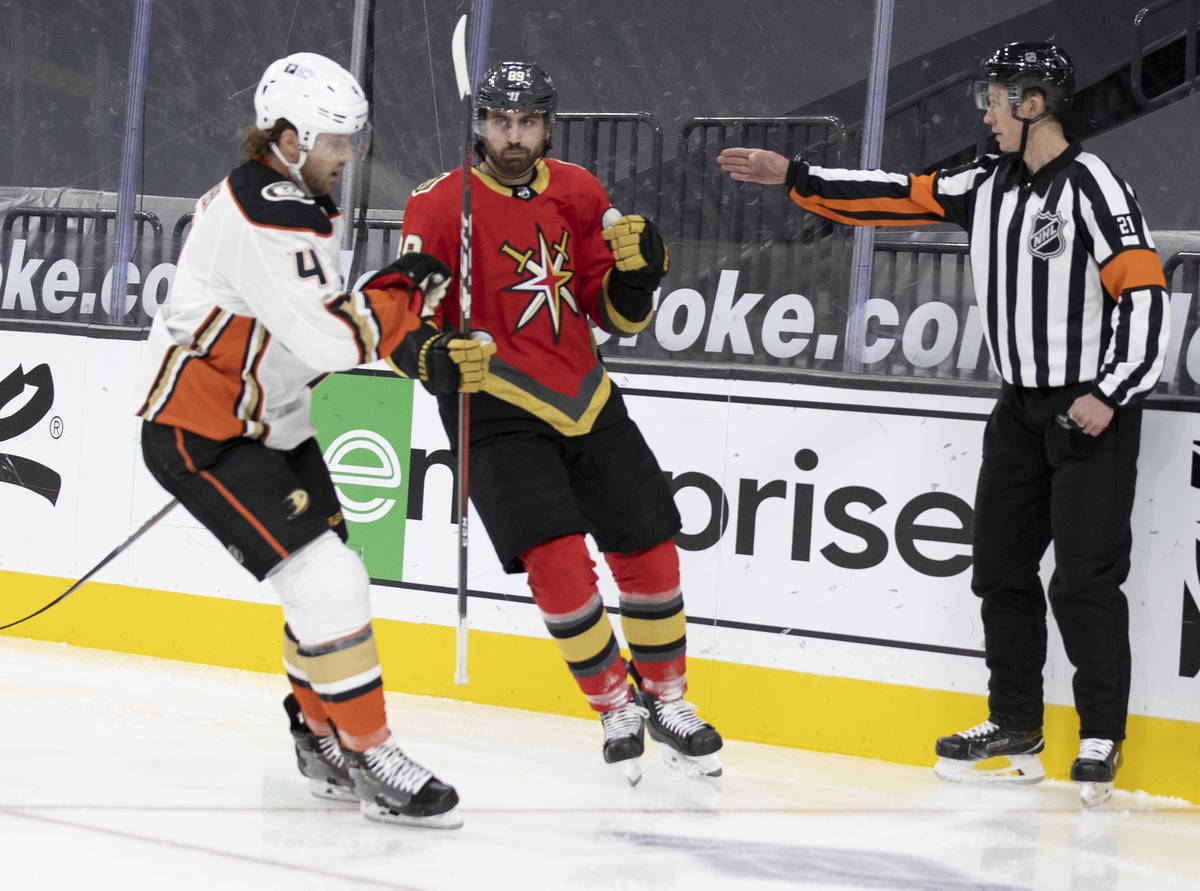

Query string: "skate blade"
[[359, 800, 464, 829], [661, 746, 723, 778], [609, 757, 642, 786], [933, 754, 1044, 784], [1079, 781, 1113, 808], [307, 778, 358, 802]]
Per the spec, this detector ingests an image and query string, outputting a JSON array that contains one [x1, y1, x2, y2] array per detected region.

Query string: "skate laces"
[[315, 733, 347, 769], [653, 697, 709, 736], [957, 720, 999, 739], [602, 699, 649, 741], [364, 738, 433, 793], [1077, 738, 1115, 762]]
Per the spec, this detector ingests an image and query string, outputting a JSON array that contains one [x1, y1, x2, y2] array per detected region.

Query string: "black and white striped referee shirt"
[[785, 142, 1169, 406]]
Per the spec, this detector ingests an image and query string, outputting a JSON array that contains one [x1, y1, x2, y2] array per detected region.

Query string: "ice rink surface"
[[2, 636, 1197, 891]]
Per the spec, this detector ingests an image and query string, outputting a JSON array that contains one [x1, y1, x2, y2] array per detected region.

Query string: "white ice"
[[2, 636, 1197, 891]]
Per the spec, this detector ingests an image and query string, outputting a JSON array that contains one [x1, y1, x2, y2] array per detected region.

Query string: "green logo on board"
[[310, 372, 413, 582]]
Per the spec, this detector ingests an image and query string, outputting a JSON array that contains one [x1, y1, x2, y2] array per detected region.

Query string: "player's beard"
[[481, 140, 542, 182], [300, 162, 340, 197]]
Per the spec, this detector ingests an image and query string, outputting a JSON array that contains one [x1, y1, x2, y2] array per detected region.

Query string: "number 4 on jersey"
[[292, 247, 328, 285]]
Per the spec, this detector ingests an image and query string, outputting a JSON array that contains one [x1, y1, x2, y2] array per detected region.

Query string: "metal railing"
[[3, 206, 163, 260], [171, 212, 193, 259], [665, 116, 853, 369], [1132, 0, 1200, 108], [675, 115, 846, 242], [555, 112, 664, 220], [1162, 250, 1200, 395], [844, 69, 990, 174], [1, 207, 165, 322], [2, 118, 1197, 402], [346, 217, 405, 282]]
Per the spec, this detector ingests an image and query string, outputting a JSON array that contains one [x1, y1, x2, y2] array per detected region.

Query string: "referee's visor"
[[973, 81, 1022, 111]]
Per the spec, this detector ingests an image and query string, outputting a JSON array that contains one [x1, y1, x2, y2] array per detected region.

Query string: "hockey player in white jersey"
[[137, 52, 493, 829]]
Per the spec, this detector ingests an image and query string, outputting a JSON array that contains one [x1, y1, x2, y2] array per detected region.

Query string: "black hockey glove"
[[363, 252, 451, 319], [602, 214, 669, 290], [416, 329, 496, 395]]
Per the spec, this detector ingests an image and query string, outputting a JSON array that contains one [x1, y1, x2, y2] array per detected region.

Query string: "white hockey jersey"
[[137, 158, 422, 449]]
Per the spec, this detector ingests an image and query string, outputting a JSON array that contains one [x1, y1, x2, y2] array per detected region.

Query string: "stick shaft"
[[450, 1, 495, 686], [1, 498, 179, 631], [452, 12, 472, 685]]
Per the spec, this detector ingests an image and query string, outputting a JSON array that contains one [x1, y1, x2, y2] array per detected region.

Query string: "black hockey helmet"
[[975, 41, 1075, 119], [476, 61, 557, 119], [473, 61, 556, 158]]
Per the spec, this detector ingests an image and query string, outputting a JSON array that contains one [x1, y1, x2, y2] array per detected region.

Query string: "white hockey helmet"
[[254, 52, 368, 151]]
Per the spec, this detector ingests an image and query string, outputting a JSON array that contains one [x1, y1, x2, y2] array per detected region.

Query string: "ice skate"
[[283, 694, 357, 802], [343, 735, 462, 829], [1071, 738, 1119, 808], [639, 690, 723, 778], [933, 719, 1045, 784], [600, 690, 650, 786]]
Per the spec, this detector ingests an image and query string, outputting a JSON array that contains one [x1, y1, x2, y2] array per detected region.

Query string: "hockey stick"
[[344, 0, 376, 284], [0, 498, 179, 631], [451, 12, 472, 685], [450, 3, 494, 686]]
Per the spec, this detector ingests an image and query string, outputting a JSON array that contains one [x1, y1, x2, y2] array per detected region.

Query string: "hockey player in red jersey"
[[137, 52, 473, 828], [391, 61, 722, 783]]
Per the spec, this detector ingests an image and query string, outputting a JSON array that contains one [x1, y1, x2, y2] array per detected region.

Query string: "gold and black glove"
[[602, 214, 669, 290], [416, 329, 496, 394]]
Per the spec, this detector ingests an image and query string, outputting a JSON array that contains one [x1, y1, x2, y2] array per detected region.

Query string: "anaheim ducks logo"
[[283, 488, 310, 519], [1029, 210, 1067, 260], [262, 180, 314, 204], [500, 224, 578, 343]]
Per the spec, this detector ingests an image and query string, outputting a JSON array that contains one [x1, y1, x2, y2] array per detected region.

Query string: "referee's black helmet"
[[975, 41, 1075, 117]]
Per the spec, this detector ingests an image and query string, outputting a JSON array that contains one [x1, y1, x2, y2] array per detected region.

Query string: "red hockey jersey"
[[398, 158, 651, 438]]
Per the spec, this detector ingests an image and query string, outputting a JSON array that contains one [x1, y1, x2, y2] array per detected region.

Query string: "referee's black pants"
[[971, 382, 1142, 741]]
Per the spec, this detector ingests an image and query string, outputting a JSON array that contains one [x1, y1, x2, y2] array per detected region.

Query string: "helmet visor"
[[308, 124, 372, 162], [973, 80, 1021, 111], [473, 109, 548, 141]]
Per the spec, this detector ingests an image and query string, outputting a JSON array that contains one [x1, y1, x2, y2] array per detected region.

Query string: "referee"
[[718, 41, 1169, 805]]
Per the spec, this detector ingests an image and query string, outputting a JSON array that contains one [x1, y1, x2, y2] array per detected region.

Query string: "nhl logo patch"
[[1028, 210, 1066, 259]]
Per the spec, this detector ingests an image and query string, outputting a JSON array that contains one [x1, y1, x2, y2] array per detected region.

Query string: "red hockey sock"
[[522, 535, 629, 712], [606, 540, 687, 700]]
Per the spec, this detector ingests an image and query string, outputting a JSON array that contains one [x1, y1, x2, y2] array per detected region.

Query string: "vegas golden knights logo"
[[283, 488, 310, 519], [501, 224, 577, 342]]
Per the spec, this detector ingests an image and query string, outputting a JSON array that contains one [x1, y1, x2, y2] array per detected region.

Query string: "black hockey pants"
[[971, 382, 1141, 741]]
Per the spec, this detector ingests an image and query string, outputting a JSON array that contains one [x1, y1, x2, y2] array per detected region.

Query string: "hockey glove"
[[363, 252, 451, 319], [602, 214, 669, 290], [418, 329, 496, 395]]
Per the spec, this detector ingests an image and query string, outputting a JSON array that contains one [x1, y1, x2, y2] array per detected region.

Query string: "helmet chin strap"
[[1012, 105, 1050, 161], [269, 142, 313, 197]]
